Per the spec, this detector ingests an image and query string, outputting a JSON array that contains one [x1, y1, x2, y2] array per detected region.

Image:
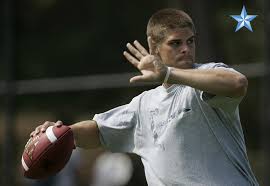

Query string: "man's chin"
[[175, 60, 194, 69]]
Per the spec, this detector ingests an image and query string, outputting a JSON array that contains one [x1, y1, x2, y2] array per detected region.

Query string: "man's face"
[[156, 27, 195, 69]]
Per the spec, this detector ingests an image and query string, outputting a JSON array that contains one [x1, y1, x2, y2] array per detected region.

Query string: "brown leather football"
[[21, 125, 75, 179]]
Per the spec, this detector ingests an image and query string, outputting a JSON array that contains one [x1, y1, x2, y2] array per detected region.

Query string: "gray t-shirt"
[[93, 62, 258, 186]]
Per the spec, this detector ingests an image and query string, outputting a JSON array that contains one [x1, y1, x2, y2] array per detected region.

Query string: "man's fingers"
[[123, 51, 139, 67], [55, 120, 63, 127], [34, 126, 42, 135], [133, 40, 149, 56], [30, 121, 53, 137], [130, 75, 151, 83], [40, 121, 52, 133], [147, 37, 155, 55], [30, 131, 35, 137], [30, 120, 63, 137], [130, 75, 144, 83], [126, 43, 144, 60]]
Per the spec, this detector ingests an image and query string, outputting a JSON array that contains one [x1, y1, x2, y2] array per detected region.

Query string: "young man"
[[31, 9, 258, 185]]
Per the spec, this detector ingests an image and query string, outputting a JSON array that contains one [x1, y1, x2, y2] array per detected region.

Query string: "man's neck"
[[162, 83, 173, 89]]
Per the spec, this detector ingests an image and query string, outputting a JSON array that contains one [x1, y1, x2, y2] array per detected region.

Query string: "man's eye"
[[170, 41, 181, 47], [187, 38, 195, 45]]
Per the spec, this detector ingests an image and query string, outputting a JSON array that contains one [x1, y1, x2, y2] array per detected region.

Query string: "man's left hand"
[[123, 37, 167, 83]]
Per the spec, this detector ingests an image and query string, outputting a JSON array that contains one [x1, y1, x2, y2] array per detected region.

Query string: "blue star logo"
[[230, 5, 257, 32]]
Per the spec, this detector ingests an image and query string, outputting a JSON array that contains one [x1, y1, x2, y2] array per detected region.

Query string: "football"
[[21, 125, 75, 179]]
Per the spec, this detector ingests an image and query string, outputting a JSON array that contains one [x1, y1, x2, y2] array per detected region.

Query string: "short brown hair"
[[146, 8, 196, 44]]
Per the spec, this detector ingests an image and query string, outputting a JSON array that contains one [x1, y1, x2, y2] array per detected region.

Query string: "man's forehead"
[[165, 28, 194, 41]]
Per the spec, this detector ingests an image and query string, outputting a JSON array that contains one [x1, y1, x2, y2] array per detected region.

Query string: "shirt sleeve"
[[199, 62, 244, 112], [92, 94, 142, 153]]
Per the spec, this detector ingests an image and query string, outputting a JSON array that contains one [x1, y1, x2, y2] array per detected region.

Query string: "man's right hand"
[[30, 120, 101, 149], [30, 120, 63, 137]]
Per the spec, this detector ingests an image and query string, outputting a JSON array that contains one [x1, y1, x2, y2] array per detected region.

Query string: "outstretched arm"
[[123, 37, 248, 98], [31, 120, 102, 149], [70, 120, 101, 149]]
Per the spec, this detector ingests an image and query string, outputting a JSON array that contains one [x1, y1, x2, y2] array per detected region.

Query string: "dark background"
[[0, 0, 267, 185]]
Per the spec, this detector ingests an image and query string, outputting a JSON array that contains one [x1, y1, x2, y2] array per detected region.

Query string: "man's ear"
[[154, 43, 163, 58], [147, 36, 161, 56], [153, 44, 159, 55], [147, 36, 157, 55], [155, 45, 160, 55]]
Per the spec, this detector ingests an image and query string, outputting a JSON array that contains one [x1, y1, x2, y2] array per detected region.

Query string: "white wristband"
[[163, 67, 171, 84]]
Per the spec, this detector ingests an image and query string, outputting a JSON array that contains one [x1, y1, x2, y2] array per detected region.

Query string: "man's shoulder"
[[142, 86, 163, 97], [132, 86, 162, 100], [193, 62, 229, 70]]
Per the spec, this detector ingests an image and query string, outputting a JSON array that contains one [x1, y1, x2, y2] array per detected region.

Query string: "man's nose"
[[180, 44, 190, 54]]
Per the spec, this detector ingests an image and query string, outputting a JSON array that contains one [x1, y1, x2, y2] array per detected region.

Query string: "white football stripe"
[[21, 156, 29, 171], [46, 126, 57, 143]]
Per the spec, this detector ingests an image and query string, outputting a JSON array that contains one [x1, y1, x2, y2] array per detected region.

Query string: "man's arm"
[[70, 120, 101, 149], [123, 39, 248, 98], [30, 120, 102, 149], [167, 68, 248, 98]]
